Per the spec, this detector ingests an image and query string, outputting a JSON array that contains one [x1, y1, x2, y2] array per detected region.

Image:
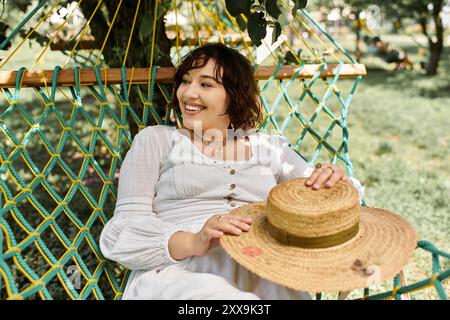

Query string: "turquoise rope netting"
[[0, 65, 448, 300], [0, 0, 448, 300]]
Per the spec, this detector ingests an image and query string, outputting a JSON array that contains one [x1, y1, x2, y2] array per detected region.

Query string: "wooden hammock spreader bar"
[[0, 64, 366, 88]]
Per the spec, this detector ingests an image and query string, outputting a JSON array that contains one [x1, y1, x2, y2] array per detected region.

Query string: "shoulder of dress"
[[136, 125, 178, 141], [138, 124, 176, 135], [134, 125, 179, 153], [254, 131, 288, 147]]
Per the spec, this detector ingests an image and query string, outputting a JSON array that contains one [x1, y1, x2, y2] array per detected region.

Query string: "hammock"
[[0, 0, 447, 300]]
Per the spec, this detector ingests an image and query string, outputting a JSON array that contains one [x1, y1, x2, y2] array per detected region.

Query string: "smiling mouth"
[[184, 104, 206, 114]]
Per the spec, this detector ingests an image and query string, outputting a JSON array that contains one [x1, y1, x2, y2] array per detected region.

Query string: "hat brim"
[[220, 203, 417, 293]]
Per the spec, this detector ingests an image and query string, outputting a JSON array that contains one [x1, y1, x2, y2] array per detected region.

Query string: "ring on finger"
[[324, 166, 334, 174]]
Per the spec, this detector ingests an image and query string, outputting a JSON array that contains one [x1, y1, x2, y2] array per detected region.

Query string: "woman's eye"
[[201, 83, 212, 87]]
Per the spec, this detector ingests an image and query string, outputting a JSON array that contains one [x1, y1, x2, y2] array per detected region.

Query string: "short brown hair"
[[172, 43, 262, 131]]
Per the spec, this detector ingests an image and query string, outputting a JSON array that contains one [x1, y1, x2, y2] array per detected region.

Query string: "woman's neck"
[[190, 127, 232, 145]]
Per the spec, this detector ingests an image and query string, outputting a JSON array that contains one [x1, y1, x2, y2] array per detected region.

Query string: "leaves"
[[0, 21, 9, 49], [284, 51, 298, 64], [224, 0, 304, 48], [293, 0, 308, 16], [7, 0, 32, 13], [0, 21, 7, 33], [19, 28, 48, 48], [278, 12, 289, 27], [248, 11, 267, 47], [266, 0, 281, 19], [138, 13, 153, 43], [251, 5, 264, 13], [225, 0, 253, 17], [235, 14, 247, 31], [225, 0, 306, 47], [272, 22, 281, 44]]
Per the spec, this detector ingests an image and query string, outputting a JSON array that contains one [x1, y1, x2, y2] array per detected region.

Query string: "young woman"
[[99, 43, 365, 299]]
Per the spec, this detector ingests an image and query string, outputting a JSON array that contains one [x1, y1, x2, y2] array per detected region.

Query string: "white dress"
[[99, 125, 365, 300]]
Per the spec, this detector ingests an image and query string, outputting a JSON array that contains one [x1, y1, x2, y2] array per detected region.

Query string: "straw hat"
[[220, 178, 417, 293]]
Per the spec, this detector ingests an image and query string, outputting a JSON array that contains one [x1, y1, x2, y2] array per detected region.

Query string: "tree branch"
[[418, 15, 433, 47], [432, 0, 444, 49]]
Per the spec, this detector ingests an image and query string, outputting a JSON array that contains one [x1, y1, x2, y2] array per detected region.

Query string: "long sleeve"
[[276, 136, 365, 201], [99, 126, 186, 271]]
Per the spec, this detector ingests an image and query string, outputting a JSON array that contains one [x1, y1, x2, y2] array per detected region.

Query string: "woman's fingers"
[[221, 218, 245, 235], [229, 218, 250, 232], [310, 166, 334, 189], [324, 169, 344, 188], [305, 167, 323, 186], [210, 221, 241, 236], [306, 165, 350, 189], [220, 215, 252, 226], [210, 214, 252, 236]]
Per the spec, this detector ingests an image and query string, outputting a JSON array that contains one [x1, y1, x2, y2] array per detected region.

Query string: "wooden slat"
[[0, 64, 366, 88], [255, 64, 367, 80]]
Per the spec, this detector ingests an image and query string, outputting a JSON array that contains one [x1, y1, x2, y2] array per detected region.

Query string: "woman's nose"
[[184, 83, 200, 99]]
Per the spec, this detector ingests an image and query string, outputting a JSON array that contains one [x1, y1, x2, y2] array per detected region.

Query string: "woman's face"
[[176, 59, 230, 132]]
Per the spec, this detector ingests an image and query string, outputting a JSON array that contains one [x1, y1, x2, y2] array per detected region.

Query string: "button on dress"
[[99, 125, 365, 299]]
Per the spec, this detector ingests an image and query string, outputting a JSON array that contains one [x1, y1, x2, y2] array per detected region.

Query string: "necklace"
[[192, 130, 228, 147], [191, 130, 231, 158]]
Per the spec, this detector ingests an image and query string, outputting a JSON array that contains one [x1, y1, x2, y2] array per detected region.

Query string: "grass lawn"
[[259, 32, 450, 299], [321, 34, 450, 299]]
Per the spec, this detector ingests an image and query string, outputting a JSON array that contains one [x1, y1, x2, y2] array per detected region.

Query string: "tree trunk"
[[426, 42, 443, 76], [419, 1, 444, 76], [354, 11, 362, 62], [79, 0, 173, 138], [426, 2, 444, 76]]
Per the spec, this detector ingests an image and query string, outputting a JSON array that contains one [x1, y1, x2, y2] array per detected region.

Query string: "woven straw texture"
[[267, 178, 360, 237], [221, 179, 417, 293]]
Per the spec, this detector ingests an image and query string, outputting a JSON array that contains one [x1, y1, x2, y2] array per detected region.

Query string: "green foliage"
[[292, 0, 308, 16], [0, 0, 51, 50], [224, 0, 307, 46], [225, 0, 252, 17], [272, 21, 281, 44], [266, 0, 281, 19], [343, 0, 448, 74], [375, 142, 393, 156], [235, 14, 248, 31], [138, 12, 154, 43], [247, 12, 267, 47], [4, 0, 31, 12], [0, 21, 9, 49]]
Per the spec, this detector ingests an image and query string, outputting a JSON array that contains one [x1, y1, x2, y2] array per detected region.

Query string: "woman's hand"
[[305, 163, 351, 190], [193, 214, 252, 257]]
